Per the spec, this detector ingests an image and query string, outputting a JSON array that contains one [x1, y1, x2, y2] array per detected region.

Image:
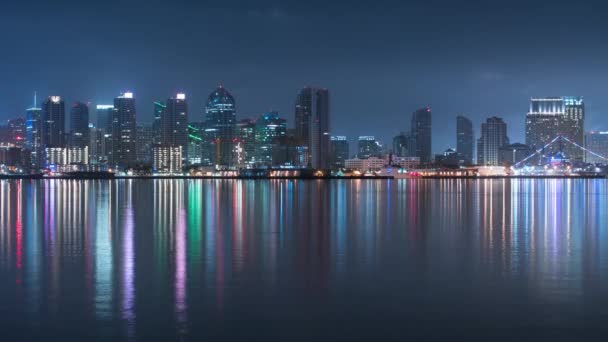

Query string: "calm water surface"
[[1, 179, 608, 341]]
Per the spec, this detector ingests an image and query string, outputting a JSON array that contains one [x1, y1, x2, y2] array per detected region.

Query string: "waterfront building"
[[345, 157, 387, 171], [112, 92, 137, 167], [255, 111, 288, 167], [456, 115, 474, 164], [162, 93, 189, 160], [392, 132, 411, 157], [26, 107, 43, 168], [330, 136, 349, 168], [585, 131, 608, 165], [411, 107, 432, 165], [236, 119, 257, 167], [153, 101, 165, 145], [498, 143, 533, 166], [41, 96, 66, 149], [477, 116, 509, 166], [434, 148, 466, 168], [525, 97, 585, 161], [295, 87, 330, 168], [205, 86, 236, 167], [70, 101, 89, 149], [153, 145, 182, 174], [357, 136, 382, 159], [7, 118, 26, 148], [136, 124, 155, 164]]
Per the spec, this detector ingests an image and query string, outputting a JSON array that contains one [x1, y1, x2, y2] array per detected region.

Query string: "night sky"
[[1, 0, 608, 153]]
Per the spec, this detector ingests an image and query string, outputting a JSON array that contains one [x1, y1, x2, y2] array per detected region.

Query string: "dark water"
[[1, 179, 608, 341]]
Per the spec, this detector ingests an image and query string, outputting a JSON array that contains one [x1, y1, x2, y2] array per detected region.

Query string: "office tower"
[[186, 122, 204, 165], [89, 126, 104, 165], [236, 119, 256, 167], [392, 132, 411, 157], [411, 107, 432, 165], [456, 115, 474, 164], [112, 92, 137, 167], [294, 87, 330, 168], [161, 93, 189, 161], [153, 146, 182, 174], [330, 136, 349, 168], [255, 111, 288, 166], [358, 136, 382, 159], [477, 116, 509, 166], [153, 101, 165, 144], [525, 97, 585, 161], [585, 131, 608, 165], [205, 85, 236, 166], [136, 124, 155, 164], [70, 101, 89, 148], [96, 105, 113, 132], [7, 118, 26, 148], [41, 96, 66, 149], [498, 143, 533, 166], [26, 106, 42, 168]]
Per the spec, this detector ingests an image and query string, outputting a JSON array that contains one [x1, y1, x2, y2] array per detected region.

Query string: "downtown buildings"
[[456, 115, 474, 165], [410, 107, 432, 165], [294, 87, 331, 169]]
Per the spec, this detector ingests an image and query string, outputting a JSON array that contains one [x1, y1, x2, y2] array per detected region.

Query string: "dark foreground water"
[[1, 179, 608, 341]]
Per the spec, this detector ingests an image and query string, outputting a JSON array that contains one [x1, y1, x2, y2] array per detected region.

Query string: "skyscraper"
[[153, 101, 165, 145], [477, 116, 509, 166], [411, 107, 432, 165], [8, 118, 26, 148], [358, 136, 382, 159], [255, 111, 288, 166], [41, 96, 66, 149], [161, 93, 189, 161], [330, 136, 349, 168], [205, 85, 236, 167], [96, 105, 113, 132], [294, 87, 331, 168], [392, 132, 411, 157], [295, 87, 312, 147], [26, 106, 42, 168], [112, 92, 137, 167], [456, 115, 474, 165], [236, 119, 256, 167], [70, 101, 90, 148], [525, 97, 585, 161], [136, 124, 155, 164]]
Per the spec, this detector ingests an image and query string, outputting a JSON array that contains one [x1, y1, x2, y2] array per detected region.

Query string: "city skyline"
[[3, 0, 608, 151]]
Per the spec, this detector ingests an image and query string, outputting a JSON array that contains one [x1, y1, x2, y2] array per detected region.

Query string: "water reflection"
[[0, 179, 608, 340]]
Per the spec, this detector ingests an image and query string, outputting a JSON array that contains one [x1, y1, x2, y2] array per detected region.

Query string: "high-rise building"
[[26, 107, 43, 168], [153, 101, 165, 145], [136, 124, 155, 164], [294, 87, 330, 168], [358, 136, 382, 159], [162, 93, 189, 161], [236, 119, 257, 167], [96, 105, 114, 132], [477, 116, 509, 166], [525, 97, 585, 161], [153, 145, 182, 174], [255, 111, 288, 166], [70, 101, 90, 148], [585, 131, 608, 165], [411, 107, 432, 165], [112, 92, 137, 167], [8, 118, 26, 148], [330, 136, 349, 168], [392, 132, 411, 157], [456, 115, 474, 164], [205, 85, 236, 167], [41, 96, 66, 149]]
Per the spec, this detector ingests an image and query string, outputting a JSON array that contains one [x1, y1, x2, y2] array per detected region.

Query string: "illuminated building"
[[153, 101, 165, 144], [236, 119, 256, 166], [255, 111, 288, 166], [70, 101, 90, 149], [7, 118, 26, 148], [525, 97, 585, 161], [434, 148, 465, 167], [26, 106, 42, 168], [411, 107, 432, 165], [66, 146, 89, 165], [295, 87, 330, 168], [112, 92, 137, 167], [585, 131, 608, 165], [330, 136, 349, 168], [477, 116, 509, 166], [187, 122, 204, 165], [41, 96, 66, 149], [456, 115, 474, 164], [357, 136, 382, 159], [205, 85, 236, 167], [136, 125, 155, 164], [153, 145, 182, 174], [344, 157, 387, 171], [162, 93, 189, 162]]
